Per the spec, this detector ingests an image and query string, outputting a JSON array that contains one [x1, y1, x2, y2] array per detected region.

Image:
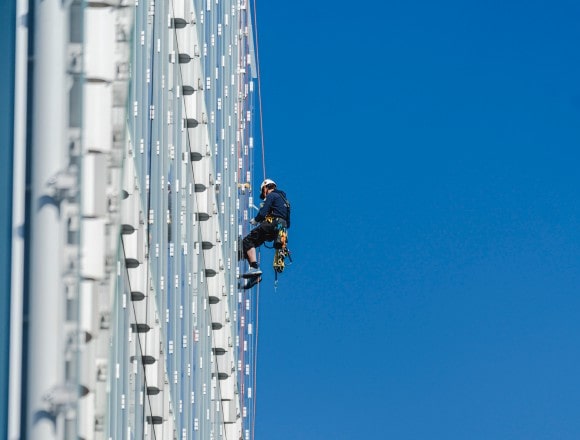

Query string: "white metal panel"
[[212, 327, 227, 350], [84, 82, 113, 152], [225, 423, 240, 440], [84, 6, 116, 81], [127, 262, 147, 294], [82, 153, 108, 217], [79, 281, 96, 338], [122, 152, 137, 195], [79, 281, 97, 440], [219, 374, 235, 401], [82, 218, 106, 280], [121, 193, 140, 231], [221, 399, 238, 424], [172, 0, 185, 20], [122, 226, 140, 261], [77, 391, 96, 440]]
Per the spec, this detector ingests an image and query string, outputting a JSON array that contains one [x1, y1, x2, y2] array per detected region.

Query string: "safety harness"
[[266, 193, 292, 285]]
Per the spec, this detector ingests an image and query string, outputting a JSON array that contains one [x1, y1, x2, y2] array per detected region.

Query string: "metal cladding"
[[11, 0, 261, 439]]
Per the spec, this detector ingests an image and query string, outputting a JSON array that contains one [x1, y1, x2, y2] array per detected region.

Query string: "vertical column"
[[2, 0, 18, 438], [25, 0, 72, 438]]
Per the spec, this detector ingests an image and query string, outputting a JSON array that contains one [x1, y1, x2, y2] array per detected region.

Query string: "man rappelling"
[[242, 179, 291, 281]]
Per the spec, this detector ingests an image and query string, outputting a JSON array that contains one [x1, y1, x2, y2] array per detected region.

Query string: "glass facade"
[[9, 0, 261, 438]]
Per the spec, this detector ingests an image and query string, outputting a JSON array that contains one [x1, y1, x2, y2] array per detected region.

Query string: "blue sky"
[[253, 1, 580, 439]]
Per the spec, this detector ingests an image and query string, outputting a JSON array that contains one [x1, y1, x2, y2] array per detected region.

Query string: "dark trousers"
[[242, 221, 279, 258]]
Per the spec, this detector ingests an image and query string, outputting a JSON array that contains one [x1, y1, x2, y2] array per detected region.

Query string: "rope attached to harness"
[[272, 221, 292, 287]]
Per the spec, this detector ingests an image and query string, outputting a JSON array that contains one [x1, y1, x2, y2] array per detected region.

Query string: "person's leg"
[[246, 247, 257, 266], [242, 222, 277, 276], [243, 246, 262, 278], [242, 227, 265, 276]]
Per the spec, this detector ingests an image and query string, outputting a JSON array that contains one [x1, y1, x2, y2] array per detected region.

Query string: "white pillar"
[[9, 0, 30, 437], [26, 0, 70, 438]]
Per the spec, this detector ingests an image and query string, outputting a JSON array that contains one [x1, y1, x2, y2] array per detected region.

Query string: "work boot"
[[239, 276, 262, 290], [242, 267, 262, 278]]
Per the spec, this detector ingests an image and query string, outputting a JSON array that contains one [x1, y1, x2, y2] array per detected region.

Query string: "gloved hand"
[[249, 218, 257, 226]]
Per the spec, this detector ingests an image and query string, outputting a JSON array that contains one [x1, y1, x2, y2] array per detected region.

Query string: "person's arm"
[[255, 193, 274, 222]]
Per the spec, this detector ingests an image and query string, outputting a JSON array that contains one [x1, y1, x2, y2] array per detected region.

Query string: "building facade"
[[7, 0, 262, 438]]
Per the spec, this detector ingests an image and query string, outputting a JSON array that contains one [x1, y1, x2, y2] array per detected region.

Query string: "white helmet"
[[260, 179, 276, 191], [259, 179, 276, 199]]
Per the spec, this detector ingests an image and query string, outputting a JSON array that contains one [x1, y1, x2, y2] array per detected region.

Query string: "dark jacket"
[[255, 189, 290, 227]]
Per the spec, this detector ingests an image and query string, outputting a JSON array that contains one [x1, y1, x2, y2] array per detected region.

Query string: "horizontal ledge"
[[182, 85, 195, 95], [131, 291, 145, 301], [130, 355, 156, 365], [212, 372, 229, 380], [147, 386, 161, 395], [79, 385, 90, 397], [121, 224, 135, 235], [170, 18, 187, 29], [184, 118, 199, 128], [125, 258, 140, 269], [178, 53, 192, 63], [190, 152, 203, 161], [130, 323, 150, 333]]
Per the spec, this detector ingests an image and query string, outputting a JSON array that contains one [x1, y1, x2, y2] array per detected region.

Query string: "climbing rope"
[[252, 0, 267, 180]]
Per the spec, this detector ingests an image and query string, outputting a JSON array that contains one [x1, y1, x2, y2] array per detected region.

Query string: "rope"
[[120, 2, 159, 434], [169, 3, 264, 440], [245, 2, 264, 438], [170, 1, 231, 438], [140, 4, 158, 438], [251, 278, 260, 440], [252, 0, 267, 180], [249, 2, 265, 436]]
